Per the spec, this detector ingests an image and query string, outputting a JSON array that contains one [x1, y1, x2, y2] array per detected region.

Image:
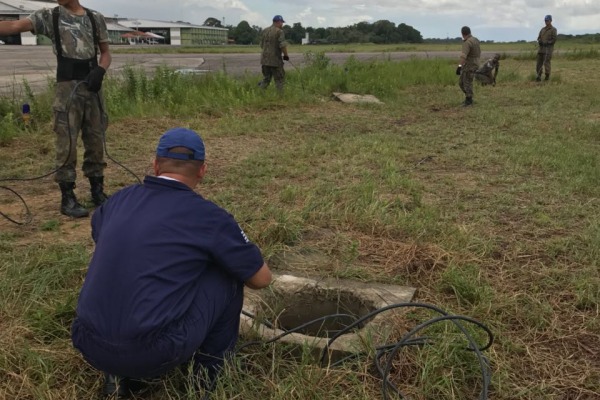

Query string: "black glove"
[[86, 66, 106, 93], [456, 65, 462, 76], [283, 55, 290, 61]]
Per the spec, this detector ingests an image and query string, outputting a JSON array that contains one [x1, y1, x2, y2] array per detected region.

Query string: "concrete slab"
[[332, 92, 383, 104], [241, 273, 416, 362]]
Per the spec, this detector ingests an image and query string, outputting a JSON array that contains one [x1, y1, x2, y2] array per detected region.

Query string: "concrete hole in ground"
[[241, 274, 416, 360], [256, 288, 377, 338]]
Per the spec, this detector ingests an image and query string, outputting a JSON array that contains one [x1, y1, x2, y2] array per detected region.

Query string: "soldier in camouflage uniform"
[[0, 0, 111, 218], [536, 15, 557, 82], [475, 54, 500, 86], [258, 15, 289, 93], [456, 26, 480, 107]]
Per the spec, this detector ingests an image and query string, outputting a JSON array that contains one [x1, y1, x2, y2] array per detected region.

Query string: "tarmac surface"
[[0, 45, 505, 94]]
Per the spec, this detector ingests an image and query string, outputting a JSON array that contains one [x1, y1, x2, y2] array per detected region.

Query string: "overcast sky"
[[84, 0, 600, 42]]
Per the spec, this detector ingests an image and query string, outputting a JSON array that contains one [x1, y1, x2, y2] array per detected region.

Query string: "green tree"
[[397, 23, 423, 43], [290, 22, 306, 44], [233, 20, 258, 44], [203, 17, 222, 27], [372, 20, 396, 44]]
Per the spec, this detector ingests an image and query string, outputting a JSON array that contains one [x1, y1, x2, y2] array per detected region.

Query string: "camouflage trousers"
[[459, 67, 476, 97], [475, 72, 494, 86], [53, 81, 107, 183], [536, 50, 553, 77], [258, 65, 285, 92]]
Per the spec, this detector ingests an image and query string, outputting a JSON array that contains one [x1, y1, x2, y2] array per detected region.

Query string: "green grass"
[[110, 42, 600, 55], [1, 49, 599, 399]]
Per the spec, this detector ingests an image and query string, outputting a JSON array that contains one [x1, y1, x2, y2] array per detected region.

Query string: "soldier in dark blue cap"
[[71, 127, 272, 397], [536, 15, 557, 81], [258, 15, 290, 93]]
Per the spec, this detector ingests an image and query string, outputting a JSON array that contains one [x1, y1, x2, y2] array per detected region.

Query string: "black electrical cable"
[[94, 90, 141, 185], [0, 80, 141, 225], [238, 302, 494, 399]]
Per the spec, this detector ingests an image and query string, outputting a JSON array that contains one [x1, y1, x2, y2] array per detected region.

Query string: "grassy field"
[[111, 41, 600, 55], [0, 48, 599, 399]]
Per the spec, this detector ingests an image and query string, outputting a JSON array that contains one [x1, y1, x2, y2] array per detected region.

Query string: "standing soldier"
[[475, 54, 501, 86], [0, 0, 111, 218], [258, 15, 289, 94], [536, 15, 557, 82], [456, 26, 481, 106]]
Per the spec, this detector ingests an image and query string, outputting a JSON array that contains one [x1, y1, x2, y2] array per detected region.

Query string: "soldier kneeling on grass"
[[475, 54, 500, 86]]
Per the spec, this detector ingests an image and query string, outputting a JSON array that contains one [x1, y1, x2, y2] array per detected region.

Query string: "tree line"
[[217, 20, 423, 45], [204, 18, 600, 46]]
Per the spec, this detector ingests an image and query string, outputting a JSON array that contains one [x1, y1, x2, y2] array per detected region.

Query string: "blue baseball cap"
[[156, 127, 205, 161], [544, 15, 552, 21], [273, 15, 285, 23]]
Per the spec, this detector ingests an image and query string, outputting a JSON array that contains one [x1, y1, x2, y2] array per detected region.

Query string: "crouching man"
[[71, 127, 272, 397]]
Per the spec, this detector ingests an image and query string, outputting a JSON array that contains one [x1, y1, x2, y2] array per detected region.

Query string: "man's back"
[[462, 35, 481, 68], [260, 24, 284, 66], [478, 58, 498, 75], [76, 176, 263, 340]]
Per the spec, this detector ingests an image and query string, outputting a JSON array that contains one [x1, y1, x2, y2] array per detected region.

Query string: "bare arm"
[[0, 19, 33, 36], [245, 263, 272, 289], [98, 41, 112, 70]]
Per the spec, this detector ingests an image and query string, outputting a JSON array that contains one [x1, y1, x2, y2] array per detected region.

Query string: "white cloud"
[[83, 0, 600, 40]]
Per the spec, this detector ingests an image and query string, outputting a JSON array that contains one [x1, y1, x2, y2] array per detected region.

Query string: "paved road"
[[0, 45, 508, 93]]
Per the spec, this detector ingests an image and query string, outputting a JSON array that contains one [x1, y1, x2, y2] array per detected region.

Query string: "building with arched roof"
[[0, 0, 228, 46]]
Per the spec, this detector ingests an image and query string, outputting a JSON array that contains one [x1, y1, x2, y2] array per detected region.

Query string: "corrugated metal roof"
[[118, 18, 227, 30], [106, 22, 133, 32]]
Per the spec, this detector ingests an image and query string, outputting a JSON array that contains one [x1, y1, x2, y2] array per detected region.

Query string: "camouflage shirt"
[[260, 24, 288, 67], [537, 25, 557, 54], [477, 58, 499, 75], [461, 35, 481, 69], [28, 6, 108, 60]]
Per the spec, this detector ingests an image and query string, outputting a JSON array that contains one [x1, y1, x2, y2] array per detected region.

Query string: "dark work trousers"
[[72, 267, 244, 380]]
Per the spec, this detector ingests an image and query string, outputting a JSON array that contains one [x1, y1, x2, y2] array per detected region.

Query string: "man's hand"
[[456, 65, 462, 76], [86, 66, 106, 93], [283, 55, 290, 61]]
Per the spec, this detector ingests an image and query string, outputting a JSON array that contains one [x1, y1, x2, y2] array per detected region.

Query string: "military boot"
[[544, 74, 550, 81], [89, 176, 108, 206], [535, 75, 542, 82], [462, 97, 473, 107], [59, 182, 89, 218]]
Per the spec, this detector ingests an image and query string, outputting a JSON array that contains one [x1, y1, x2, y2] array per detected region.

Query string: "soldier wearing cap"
[[258, 14, 290, 93], [0, 0, 111, 218], [456, 26, 481, 106], [536, 15, 557, 81], [475, 54, 501, 86], [71, 128, 272, 397]]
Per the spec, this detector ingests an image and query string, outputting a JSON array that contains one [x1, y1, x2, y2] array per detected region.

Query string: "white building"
[[0, 0, 228, 46], [0, 0, 54, 45]]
